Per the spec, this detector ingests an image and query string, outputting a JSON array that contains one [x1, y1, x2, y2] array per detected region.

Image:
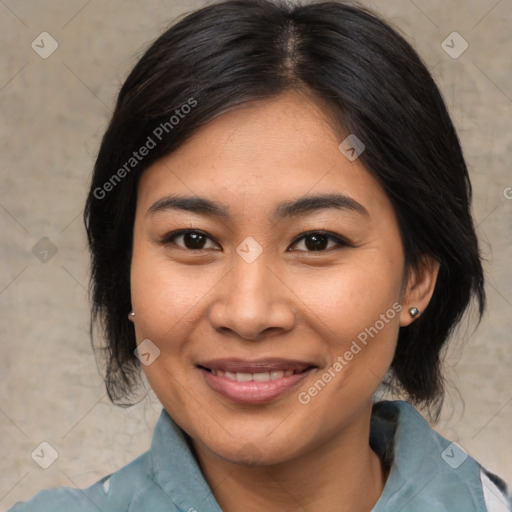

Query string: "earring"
[[128, 311, 135, 320], [409, 307, 420, 318]]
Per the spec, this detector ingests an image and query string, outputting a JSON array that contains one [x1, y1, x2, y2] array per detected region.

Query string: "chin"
[[197, 427, 304, 467], [220, 442, 293, 467]]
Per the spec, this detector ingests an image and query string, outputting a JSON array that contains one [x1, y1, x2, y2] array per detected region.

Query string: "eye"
[[161, 230, 220, 251], [289, 231, 351, 252]]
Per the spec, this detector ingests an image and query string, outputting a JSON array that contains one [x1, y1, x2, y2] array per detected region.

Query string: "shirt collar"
[[149, 400, 487, 511], [150, 410, 223, 512], [370, 400, 487, 511]]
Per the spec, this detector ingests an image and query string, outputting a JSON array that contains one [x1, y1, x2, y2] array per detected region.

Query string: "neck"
[[191, 404, 389, 512]]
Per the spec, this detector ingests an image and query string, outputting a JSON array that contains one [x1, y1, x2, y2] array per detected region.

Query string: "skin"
[[130, 90, 439, 512]]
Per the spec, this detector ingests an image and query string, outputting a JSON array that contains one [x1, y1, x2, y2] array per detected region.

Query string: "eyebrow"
[[146, 193, 370, 220]]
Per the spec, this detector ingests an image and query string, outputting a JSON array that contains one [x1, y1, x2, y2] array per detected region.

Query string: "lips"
[[209, 368, 296, 381], [200, 356, 313, 370], [198, 358, 316, 404]]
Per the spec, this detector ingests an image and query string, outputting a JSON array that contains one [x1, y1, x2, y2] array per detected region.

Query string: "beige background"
[[1, 0, 511, 510]]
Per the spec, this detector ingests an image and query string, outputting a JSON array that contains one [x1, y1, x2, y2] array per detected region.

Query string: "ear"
[[399, 256, 440, 327]]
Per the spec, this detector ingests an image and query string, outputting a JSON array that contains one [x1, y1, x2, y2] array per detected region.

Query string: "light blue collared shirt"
[[9, 400, 510, 511]]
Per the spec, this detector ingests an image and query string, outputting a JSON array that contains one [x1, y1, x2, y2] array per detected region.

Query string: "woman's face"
[[131, 91, 419, 465]]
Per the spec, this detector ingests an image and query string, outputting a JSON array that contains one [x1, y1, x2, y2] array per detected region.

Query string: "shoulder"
[[7, 486, 95, 512], [371, 400, 511, 511], [480, 467, 511, 512], [7, 450, 177, 512]]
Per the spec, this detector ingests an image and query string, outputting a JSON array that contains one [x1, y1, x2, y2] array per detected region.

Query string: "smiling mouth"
[[197, 359, 316, 404], [200, 367, 311, 382]]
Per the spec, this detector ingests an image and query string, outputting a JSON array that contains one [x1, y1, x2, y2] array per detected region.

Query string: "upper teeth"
[[211, 369, 295, 381]]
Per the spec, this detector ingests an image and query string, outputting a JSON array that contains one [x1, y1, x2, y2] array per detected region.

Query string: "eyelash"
[[160, 229, 353, 252]]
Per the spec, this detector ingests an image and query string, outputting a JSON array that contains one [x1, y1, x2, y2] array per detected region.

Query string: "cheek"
[[296, 269, 402, 422], [301, 253, 403, 335], [297, 251, 403, 388], [129, 247, 212, 420], [130, 246, 217, 339]]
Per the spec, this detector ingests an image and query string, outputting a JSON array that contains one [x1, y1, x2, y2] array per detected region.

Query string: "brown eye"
[[182, 232, 208, 249], [162, 230, 220, 250], [289, 231, 350, 252], [303, 233, 329, 251]]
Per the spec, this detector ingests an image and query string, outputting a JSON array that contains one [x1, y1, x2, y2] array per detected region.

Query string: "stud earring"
[[128, 311, 135, 320], [409, 307, 420, 318]]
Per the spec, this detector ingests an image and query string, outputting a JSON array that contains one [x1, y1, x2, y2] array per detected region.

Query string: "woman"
[[10, 0, 510, 510]]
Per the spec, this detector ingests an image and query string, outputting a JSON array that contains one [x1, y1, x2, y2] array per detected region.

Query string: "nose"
[[208, 254, 296, 341]]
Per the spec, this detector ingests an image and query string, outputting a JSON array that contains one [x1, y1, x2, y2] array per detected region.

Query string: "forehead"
[[136, 91, 390, 219]]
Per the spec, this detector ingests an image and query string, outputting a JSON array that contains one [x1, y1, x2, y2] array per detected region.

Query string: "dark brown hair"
[[84, 0, 485, 418]]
